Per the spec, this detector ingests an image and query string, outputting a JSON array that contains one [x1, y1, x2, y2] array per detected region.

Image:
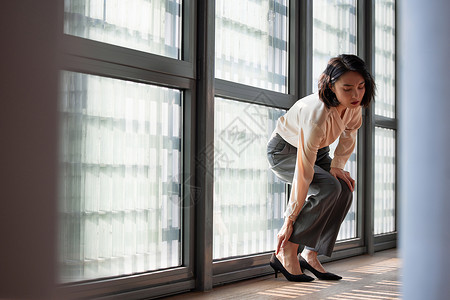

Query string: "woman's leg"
[[267, 134, 304, 274], [267, 133, 297, 183], [301, 179, 353, 273], [309, 178, 353, 256], [300, 178, 353, 272], [286, 164, 346, 273], [276, 241, 302, 275], [288, 166, 343, 249]]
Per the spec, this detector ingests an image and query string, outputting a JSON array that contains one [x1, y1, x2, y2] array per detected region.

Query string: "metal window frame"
[[197, 0, 399, 290], [370, 0, 398, 252], [208, 0, 299, 287], [359, 0, 376, 256], [56, 1, 198, 299], [207, 0, 378, 287], [194, 0, 215, 292], [56, 0, 398, 297], [299, 0, 313, 98]]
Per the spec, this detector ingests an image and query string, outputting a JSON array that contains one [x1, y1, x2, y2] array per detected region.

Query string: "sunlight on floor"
[[257, 256, 402, 300], [257, 281, 338, 298], [349, 258, 401, 275]]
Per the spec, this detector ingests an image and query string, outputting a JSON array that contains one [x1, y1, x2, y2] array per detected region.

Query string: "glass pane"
[[329, 139, 358, 240], [374, 127, 396, 234], [213, 97, 286, 259], [374, 0, 395, 118], [58, 72, 182, 282], [215, 0, 289, 93], [64, 0, 182, 58], [312, 0, 357, 92]]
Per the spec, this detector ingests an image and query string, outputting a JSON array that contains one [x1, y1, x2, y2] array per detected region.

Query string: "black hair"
[[318, 54, 376, 108]]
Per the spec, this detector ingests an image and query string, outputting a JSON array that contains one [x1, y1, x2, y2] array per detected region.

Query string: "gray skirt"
[[267, 133, 353, 257]]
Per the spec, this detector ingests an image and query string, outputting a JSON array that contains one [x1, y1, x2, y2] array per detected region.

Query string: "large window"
[[374, 0, 396, 235], [213, 0, 289, 261], [55, 0, 397, 296], [58, 72, 182, 282], [374, 127, 396, 234], [58, 1, 189, 297], [64, 0, 182, 58], [312, 0, 357, 91], [213, 98, 285, 259], [374, 0, 395, 118], [215, 0, 289, 93]]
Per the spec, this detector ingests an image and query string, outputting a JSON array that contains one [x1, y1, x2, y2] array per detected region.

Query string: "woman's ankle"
[[276, 250, 303, 274], [283, 241, 300, 254], [301, 249, 326, 273], [301, 248, 318, 260]]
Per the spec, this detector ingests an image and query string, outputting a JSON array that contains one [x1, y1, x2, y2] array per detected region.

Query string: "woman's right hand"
[[276, 218, 294, 254]]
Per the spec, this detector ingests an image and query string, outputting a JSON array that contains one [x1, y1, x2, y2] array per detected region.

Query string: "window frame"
[[361, 0, 398, 255], [56, 0, 398, 297], [208, 0, 297, 286], [57, 0, 197, 299]]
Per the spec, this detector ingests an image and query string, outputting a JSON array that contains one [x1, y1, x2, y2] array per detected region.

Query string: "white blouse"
[[273, 93, 362, 222]]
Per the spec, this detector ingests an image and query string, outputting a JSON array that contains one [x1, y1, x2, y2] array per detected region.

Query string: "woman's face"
[[331, 71, 365, 110]]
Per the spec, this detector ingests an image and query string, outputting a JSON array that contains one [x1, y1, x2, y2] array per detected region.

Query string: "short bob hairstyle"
[[318, 54, 375, 108]]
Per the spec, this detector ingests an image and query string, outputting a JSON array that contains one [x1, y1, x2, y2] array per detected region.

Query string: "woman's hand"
[[330, 167, 355, 192], [276, 218, 294, 254]]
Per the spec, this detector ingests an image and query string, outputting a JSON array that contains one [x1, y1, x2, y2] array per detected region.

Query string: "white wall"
[[399, 0, 450, 299]]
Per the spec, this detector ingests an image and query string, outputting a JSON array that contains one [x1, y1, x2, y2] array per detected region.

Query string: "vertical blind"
[[374, 0, 396, 118], [313, 0, 358, 241], [58, 72, 182, 282], [213, 98, 286, 259], [374, 127, 396, 234], [64, 0, 182, 58], [213, 0, 289, 260], [374, 0, 396, 235], [215, 0, 288, 93], [60, 0, 184, 283], [312, 0, 358, 91]]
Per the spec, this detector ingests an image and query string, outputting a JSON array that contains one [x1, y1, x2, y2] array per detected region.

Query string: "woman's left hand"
[[330, 167, 355, 192], [276, 218, 294, 254]]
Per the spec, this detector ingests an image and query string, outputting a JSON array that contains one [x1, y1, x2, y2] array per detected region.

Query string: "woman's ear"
[[329, 83, 335, 93]]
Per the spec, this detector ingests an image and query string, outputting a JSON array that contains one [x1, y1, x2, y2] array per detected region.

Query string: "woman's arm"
[[331, 109, 362, 168], [330, 167, 355, 191], [284, 124, 324, 221], [330, 111, 362, 191]]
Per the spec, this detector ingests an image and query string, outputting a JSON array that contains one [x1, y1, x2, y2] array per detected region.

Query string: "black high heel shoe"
[[269, 254, 314, 282], [298, 255, 342, 280]]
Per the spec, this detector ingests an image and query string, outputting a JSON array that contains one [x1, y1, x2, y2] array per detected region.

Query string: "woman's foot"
[[270, 254, 314, 282], [276, 241, 303, 275], [300, 248, 326, 273], [299, 248, 342, 280]]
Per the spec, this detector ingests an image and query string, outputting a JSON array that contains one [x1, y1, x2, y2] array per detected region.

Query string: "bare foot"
[[276, 241, 303, 275], [300, 248, 326, 273]]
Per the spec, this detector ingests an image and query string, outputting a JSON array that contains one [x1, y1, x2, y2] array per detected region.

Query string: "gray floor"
[[165, 249, 401, 299]]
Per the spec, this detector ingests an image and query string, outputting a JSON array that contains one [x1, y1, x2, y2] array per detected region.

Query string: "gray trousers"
[[267, 133, 353, 257]]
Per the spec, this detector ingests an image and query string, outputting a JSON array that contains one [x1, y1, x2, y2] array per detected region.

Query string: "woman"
[[267, 54, 375, 282]]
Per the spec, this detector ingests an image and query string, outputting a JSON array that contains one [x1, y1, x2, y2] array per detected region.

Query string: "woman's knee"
[[322, 176, 342, 200], [337, 179, 353, 205]]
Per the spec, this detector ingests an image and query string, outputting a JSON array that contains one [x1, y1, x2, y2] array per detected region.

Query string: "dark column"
[[0, 1, 59, 299]]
